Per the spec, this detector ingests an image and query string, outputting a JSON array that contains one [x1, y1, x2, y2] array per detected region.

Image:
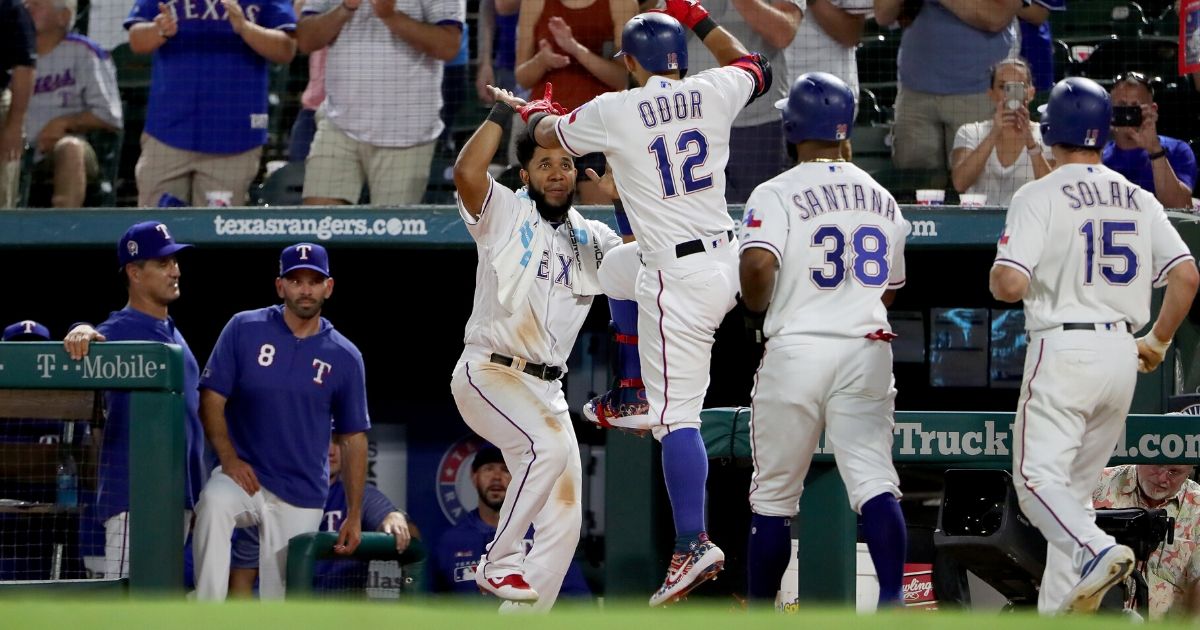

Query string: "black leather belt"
[[675, 230, 734, 258], [1062, 322, 1132, 333], [490, 353, 563, 381]]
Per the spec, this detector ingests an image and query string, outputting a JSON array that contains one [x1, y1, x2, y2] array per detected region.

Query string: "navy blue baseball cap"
[[2, 320, 51, 341], [118, 221, 192, 270], [471, 445, 505, 472], [279, 243, 330, 278]]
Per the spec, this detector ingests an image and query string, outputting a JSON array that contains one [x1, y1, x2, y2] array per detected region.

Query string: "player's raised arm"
[[453, 87, 527, 217]]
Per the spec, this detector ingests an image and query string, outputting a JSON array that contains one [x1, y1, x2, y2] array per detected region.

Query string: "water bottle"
[[56, 452, 78, 508]]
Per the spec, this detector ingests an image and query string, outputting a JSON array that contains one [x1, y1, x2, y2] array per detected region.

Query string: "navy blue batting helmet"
[[775, 72, 855, 144], [1040, 77, 1111, 148], [615, 13, 687, 75]]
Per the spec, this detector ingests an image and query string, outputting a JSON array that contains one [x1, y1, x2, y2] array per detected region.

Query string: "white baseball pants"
[[748, 337, 901, 516], [193, 468, 323, 600], [1011, 328, 1137, 613], [450, 350, 582, 611], [635, 236, 739, 441]]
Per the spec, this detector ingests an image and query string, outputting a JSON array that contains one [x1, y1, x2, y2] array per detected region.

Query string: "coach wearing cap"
[[62, 220, 208, 580], [3, 320, 51, 341]]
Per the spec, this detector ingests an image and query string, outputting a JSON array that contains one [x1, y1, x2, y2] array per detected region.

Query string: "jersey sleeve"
[[554, 97, 609, 158], [737, 185, 789, 263], [331, 349, 370, 434], [1149, 204, 1195, 287], [420, 0, 465, 26], [124, 0, 159, 28], [889, 210, 907, 289], [1168, 139, 1197, 193], [458, 175, 523, 247], [696, 66, 757, 115], [256, 0, 298, 31], [594, 219, 623, 254], [993, 189, 1048, 278], [83, 52, 123, 129], [361, 485, 399, 531], [199, 316, 240, 398]]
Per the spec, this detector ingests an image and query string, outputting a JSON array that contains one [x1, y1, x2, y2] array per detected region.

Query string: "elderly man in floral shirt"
[[1082, 464, 1200, 619]]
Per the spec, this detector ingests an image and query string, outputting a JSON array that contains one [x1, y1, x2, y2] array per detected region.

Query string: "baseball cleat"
[[1062, 544, 1134, 614], [582, 384, 651, 438], [649, 534, 725, 607], [476, 564, 539, 602], [498, 601, 536, 615]]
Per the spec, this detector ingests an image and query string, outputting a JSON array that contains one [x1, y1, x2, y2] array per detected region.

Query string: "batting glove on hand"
[[1136, 332, 1170, 373], [653, 0, 710, 29], [737, 295, 767, 345], [517, 83, 567, 123]]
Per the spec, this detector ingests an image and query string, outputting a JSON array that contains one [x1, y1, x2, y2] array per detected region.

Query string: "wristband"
[[613, 199, 633, 236], [1144, 332, 1171, 354], [1149, 149, 1167, 161], [487, 102, 514, 126], [691, 15, 717, 40], [526, 112, 551, 147]]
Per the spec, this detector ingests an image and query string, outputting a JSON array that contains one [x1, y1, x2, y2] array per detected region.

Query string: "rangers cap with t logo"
[[280, 243, 330, 278], [117, 221, 192, 269]]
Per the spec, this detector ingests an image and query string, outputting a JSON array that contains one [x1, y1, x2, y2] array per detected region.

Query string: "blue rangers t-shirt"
[[432, 509, 591, 596], [96, 307, 208, 523], [231, 479, 398, 590], [1102, 136, 1198, 200], [200, 305, 369, 509], [123, 0, 296, 154]]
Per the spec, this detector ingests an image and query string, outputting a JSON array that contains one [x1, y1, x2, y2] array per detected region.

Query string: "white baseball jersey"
[[738, 161, 907, 339], [459, 177, 622, 367], [994, 163, 1194, 332], [553, 66, 756, 254]]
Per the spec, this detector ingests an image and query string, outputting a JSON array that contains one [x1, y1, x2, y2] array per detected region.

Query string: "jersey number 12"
[[1079, 220, 1138, 285], [648, 130, 713, 197]]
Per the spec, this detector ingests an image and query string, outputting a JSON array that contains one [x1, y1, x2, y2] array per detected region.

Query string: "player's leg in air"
[[585, 240, 651, 436]]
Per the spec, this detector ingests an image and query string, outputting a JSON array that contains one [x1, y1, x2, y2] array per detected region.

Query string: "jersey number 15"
[[1079, 219, 1139, 285]]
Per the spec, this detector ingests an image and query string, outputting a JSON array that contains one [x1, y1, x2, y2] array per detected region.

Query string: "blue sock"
[[861, 493, 907, 605], [660, 428, 708, 551], [747, 513, 791, 602], [609, 299, 641, 382]]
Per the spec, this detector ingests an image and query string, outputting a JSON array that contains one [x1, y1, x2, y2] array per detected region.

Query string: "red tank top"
[[532, 0, 614, 112]]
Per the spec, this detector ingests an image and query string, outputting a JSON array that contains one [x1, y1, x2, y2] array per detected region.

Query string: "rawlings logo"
[[902, 564, 936, 608]]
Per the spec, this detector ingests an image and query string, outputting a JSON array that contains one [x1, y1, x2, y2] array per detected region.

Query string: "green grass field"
[[2, 599, 1193, 630]]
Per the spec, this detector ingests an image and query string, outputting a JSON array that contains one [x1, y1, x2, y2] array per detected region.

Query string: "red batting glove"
[[661, 0, 709, 30], [517, 83, 568, 123]]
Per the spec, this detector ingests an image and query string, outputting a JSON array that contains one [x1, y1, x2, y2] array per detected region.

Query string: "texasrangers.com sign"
[[807, 412, 1200, 465]]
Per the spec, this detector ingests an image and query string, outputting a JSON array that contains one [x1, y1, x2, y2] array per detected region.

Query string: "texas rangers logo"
[[743, 208, 762, 229], [436, 436, 488, 524], [296, 244, 313, 260], [312, 358, 332, 384], [1083, 128, 1100, 147]]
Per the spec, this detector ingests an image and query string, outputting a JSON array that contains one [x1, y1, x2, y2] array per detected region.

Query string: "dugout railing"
[[0, 342, 185, 594], [284, 531, 427, 599]]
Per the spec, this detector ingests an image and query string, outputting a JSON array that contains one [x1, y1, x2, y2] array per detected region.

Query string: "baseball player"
[[61, 221, 208, 580], [228, 440, 412, 597], [990, 76, 1199, 614], [449, 82, 623, 610], [737, 72, 908, 608], [501, 2, 772, 605], [193, 243, 371, 600]]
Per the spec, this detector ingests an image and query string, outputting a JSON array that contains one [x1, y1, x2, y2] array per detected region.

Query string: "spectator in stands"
[[950, 58, 1052, 206], [1103, 72, 1197, 209], [475, 0, 522, 166], [432, 445, 590, 597], [228, 440, 414, 597], [784, 0, 870, 110], [875, 0, 1021, 173], [438, 23, 470, 159], [296, 0, 464, 206], [126, 0, 297, 207], [1, 0, 36, 209], [1038, 464, 1200, 619], [515, 0, 636, 203], [672, 0, 802, 203], [288, 0, 326, 163], [25, 0, 122, 208], [62, 221, 208, 580], [1017, 0, 1064, 93]]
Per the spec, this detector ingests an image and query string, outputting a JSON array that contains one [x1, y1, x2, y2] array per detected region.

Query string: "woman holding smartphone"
[[950, 58, 1054, 206]]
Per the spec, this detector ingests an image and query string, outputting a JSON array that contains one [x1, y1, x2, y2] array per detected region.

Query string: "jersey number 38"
[[810, 225, 890, 289]]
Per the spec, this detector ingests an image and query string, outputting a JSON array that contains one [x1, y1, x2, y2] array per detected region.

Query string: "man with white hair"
[[24, 0, 122, 207]]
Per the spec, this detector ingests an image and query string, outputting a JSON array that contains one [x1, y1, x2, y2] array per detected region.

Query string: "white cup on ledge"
[[959, 193, 988, 207], [915, 189, 945, 206]]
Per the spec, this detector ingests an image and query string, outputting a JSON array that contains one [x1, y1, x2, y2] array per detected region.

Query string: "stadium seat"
[[1154, 4, 1179, 36], [1110, 2, 1150, 38], [1153, 80, 1200, 145], [254, 162, 306, 206], [856, 88, 884, 126], [1052, 39, 1074, 82], [16, 129, 122, 208], [1051, 0, 1139, 41], [856, 34, 900, 87], [111, 44, 152, 205], [1075, 36, 1179, 83]]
